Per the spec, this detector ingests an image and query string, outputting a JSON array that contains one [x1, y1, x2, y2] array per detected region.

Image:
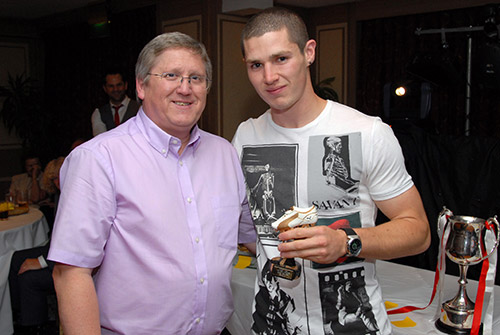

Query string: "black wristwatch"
[[339, 227, 362, 257]]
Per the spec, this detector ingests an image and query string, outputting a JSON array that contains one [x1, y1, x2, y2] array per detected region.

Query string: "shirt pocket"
[[211, 196, 240, 250]]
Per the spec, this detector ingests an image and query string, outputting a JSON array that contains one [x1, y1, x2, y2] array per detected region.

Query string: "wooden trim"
[[161, 15, 202, 40], [217, 14, 246, 140]]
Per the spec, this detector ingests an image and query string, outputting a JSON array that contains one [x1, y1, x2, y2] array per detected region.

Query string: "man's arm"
[[52, 263, 101, 334], [30, 164, 46, 203], [18, 258, 43, 274], [276, 186, 430, 264], [243, 242, 256, 254]]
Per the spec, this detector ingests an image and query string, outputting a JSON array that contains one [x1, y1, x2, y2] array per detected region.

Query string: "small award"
[[270, 206, 318, 280]]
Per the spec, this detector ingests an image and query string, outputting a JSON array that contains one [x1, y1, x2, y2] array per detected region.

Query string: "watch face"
[[350, 238, 362, 255]]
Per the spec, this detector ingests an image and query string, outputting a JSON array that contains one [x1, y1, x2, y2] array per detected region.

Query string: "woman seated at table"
[[8, 156, 64, 334]]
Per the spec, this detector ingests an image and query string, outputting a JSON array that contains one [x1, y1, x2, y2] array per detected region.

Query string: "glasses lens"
[[155, 73, 210, 89]]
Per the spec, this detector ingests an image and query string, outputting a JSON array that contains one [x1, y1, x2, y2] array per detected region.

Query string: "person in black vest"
[[91, 68, 140, 136]]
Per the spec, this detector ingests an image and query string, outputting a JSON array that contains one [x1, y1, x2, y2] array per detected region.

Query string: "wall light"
[[383, 81, 432, 121], [394, 86, 406, 96]]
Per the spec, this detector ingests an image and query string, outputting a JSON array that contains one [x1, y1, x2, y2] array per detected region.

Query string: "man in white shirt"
[[232, 7, 430, 335], [91, 68, 140, 136]]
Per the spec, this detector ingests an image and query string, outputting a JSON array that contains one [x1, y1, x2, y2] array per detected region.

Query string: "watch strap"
[[339, 227, 356, 236], [339, 227, 361, 257]]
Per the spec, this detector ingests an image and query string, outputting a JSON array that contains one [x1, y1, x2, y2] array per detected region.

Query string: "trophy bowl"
[[446, 215, 488, 265], [436, 210, 499, 334]]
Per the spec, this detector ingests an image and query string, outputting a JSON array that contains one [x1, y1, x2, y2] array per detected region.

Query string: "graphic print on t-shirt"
[[319, 267, 379, 335], [241, 145, 297, 247], [308, 134, 361, 212], [252, 259, 304, 335]]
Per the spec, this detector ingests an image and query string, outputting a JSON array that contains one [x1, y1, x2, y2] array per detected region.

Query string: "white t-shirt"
[[232, 100, 413, 335]]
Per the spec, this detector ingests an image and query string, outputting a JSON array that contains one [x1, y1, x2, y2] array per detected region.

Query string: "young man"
[[232, 7, 430, 334], [49, 32, 256, 334], [91, 68, 140, 136]]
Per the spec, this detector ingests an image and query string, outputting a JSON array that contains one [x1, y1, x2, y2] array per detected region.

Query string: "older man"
[[49, 32, 256, 335]]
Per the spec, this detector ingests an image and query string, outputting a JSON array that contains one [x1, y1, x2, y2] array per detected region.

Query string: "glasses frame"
[[147, 72, 211, 90]]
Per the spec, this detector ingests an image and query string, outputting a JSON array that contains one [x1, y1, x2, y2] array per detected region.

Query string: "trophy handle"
[[437, 206, 453, 238], [484, 216, 500, 258]]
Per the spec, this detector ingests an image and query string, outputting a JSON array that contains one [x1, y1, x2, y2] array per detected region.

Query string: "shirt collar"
[[110, 96, 130, 109], [136, 108, 201, 158]]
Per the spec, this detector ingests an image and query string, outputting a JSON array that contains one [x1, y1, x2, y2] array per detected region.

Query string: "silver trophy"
[[436, 208, 499, 334]]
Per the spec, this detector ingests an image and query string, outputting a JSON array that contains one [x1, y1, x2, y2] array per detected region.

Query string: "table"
[[0, 207, 50, 335], [228, 260, 500, 335]]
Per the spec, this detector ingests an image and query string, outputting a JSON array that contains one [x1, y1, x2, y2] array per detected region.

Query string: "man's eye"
[[190, 75, 201, 82], [250, 63, 262, 69], [163, 73, 177, 79], [277, 56, 287, 62]]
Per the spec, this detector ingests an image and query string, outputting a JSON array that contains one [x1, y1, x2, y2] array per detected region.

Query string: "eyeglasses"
[[147, 72, 211, 89]]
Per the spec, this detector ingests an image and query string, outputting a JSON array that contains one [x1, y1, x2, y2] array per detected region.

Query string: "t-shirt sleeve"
[[365, 120, 413, 201], [48, 147, 115, 268]]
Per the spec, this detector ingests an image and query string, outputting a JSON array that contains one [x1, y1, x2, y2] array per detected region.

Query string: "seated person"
[[39, 157, 65, 230], [9, 157, 64, 334], [9, 155, 46, 205]]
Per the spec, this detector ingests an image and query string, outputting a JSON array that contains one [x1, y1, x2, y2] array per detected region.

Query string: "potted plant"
[[0, 73, 50, 155], [313, 76, 339, 102]]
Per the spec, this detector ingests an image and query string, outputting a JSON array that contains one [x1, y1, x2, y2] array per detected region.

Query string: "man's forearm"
[[30, 177, 45, 203], [53, 264, 101, 335]]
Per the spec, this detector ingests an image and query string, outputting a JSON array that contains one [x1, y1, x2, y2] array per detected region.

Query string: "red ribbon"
[[387, 214, 450, 315], [470, 220, 493, 335]]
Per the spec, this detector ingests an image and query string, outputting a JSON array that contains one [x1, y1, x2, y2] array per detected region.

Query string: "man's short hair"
[[135, 32, 212, 85], [241, 7, 310, 58], [21, 152, 39, 166], [103, 67, 127, 85]]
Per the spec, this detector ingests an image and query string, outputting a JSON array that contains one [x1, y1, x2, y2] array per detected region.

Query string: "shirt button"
[[179, 160, 183, 166], [187, 197, 192, 203], [195, 318, 200, 324], [161, 149, 166, 154], [172, 139, 178, 145], [200, 277, 205, 284], [195, 237, 200, 243]]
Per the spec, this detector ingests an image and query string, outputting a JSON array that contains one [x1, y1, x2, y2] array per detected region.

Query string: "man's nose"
[[263, 65, 278, 84], [176, 77, 192, 94]]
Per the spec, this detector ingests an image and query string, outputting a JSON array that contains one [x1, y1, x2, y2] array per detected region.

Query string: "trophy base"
[[435, 319, 483, 335]]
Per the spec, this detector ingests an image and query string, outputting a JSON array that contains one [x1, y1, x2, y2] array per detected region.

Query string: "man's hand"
[[32, 164, 42, 178], [276, 225, 347, 264], [18, 258, 42, 274]]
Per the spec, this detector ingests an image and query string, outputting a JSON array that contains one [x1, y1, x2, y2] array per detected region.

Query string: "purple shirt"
[[48, 109, 256, 335]]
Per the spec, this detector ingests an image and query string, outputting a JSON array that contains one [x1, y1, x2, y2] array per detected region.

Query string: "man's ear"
[[136, 78, 145, 100], [304, 39, 316, 65]]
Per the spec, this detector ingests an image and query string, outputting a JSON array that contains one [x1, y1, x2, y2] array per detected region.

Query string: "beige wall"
[[218, 15, 268, 141], [316, 23, 348, 104]]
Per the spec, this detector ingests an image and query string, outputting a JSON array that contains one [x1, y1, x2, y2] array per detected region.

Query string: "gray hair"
[[241, 7, 309, 58], [135, 32, 212, 85]]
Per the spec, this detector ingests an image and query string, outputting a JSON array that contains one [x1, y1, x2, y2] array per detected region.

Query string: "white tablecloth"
[[0, 207, 50, 335], [228, 260, 500, 335]]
